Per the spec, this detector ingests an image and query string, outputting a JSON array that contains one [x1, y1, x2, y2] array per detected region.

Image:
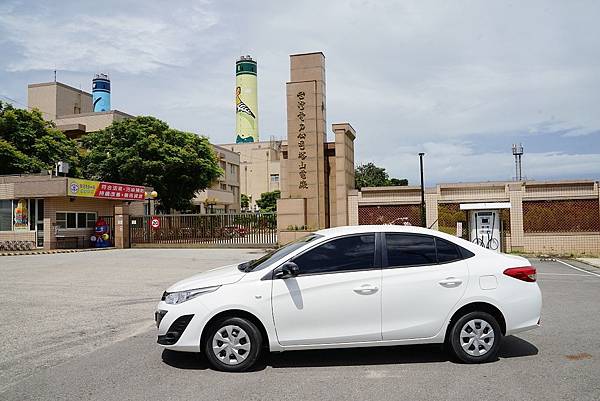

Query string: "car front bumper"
[[155, 300, 210, 352]]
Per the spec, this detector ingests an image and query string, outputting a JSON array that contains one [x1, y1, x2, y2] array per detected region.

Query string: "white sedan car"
[[156, 225, 541, 371]]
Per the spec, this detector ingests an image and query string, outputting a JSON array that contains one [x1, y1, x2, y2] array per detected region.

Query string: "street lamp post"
[[419, 152, 426, 227], [145, 190, 158, 215]]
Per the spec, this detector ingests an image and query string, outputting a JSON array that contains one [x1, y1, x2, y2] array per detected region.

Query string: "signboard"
[[150, 216, 161, 229], [296, 91, 309, 190], [67, 178, 145, 200]]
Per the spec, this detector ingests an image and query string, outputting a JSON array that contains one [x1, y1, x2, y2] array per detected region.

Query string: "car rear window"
[[435, 238, 462, 263], [385, 233, 473, 267]]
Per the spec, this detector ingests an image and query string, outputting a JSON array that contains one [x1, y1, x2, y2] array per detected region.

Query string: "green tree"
[[256, 190, 280, 212], [81, 116, 221, 212], [389, 177, 409, 186], [240, 193, 250, 210], [0, 101, 80, 175], [354, 162, 408, 189]]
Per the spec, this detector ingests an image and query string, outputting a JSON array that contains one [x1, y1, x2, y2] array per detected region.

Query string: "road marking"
[[556, 260, 600, 278]]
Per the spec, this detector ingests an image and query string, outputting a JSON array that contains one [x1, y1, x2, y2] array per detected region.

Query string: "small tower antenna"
[[512, 143, 524, 181]]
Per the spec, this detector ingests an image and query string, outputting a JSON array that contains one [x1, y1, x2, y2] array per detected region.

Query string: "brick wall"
[[350, 180, 600, 255], [0, 231, 36, 242]]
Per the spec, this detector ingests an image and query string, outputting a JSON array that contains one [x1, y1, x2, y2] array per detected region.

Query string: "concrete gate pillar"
[[281, 52, 328, 230], [277, 52, 357, 244], [508, 182, 525, 252], [332, 123, 356, 227], [114, 205, 130, 249]]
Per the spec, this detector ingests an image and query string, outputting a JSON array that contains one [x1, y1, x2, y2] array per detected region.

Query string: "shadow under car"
[[161, 335, 538, 371]]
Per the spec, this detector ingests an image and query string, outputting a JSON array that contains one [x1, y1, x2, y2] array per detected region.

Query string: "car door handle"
[[438, 277, 463, 288], [353, 284, 379, 295]]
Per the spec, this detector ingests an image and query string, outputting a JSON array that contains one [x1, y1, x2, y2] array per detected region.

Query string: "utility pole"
[[419, 152, 426, 227]]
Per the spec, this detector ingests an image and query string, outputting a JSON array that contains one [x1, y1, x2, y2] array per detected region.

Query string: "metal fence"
[[129, 213, 277, 247], [437, 203, 469, 240], [358, 205, 421, 226], [523, 199, 600, 233]]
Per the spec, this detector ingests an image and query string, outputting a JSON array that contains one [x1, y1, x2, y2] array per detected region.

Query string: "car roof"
[[315, 225, 444, 238]]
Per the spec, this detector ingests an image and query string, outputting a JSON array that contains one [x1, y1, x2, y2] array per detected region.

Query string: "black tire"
[[203, 317, 262, 372], [448, 311, 502, 363]]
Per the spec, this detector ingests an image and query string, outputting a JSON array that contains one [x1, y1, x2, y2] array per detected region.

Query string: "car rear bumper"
[[506, 320, 540, 336]]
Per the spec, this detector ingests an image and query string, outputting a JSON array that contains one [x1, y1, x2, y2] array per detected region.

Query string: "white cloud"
[[0, 1, 220, 74], [369, 141, 600, 185], [1, 0, 599, 183]]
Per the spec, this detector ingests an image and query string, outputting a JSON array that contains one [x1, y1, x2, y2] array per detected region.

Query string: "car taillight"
[[504, 266, 537, 282]]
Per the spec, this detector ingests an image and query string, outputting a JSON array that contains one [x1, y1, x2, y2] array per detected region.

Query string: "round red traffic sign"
[[150, 216, 161, 229]]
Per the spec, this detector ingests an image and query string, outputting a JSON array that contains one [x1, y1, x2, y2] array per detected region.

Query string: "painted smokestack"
[[235, 56, 258, 143], [92, 73, 111, 112]]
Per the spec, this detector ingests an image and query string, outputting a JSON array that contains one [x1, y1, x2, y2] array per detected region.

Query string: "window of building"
[[0, 200, 12, 231], [293, 234, 376, 275], [220, 183, 227, 191], [436, 238, 462, 263], [56, 212, 97, 229], [385, 234, 436, 267], [270, 174, 280, 183]]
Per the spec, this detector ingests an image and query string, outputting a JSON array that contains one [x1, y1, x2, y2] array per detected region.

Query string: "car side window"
[[435, 238, 462, 263], [293, 234, 376, 275], [386, 234, 437, 267]]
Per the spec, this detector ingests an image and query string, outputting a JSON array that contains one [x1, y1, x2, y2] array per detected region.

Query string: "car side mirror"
[[273, 261, 299, 279]]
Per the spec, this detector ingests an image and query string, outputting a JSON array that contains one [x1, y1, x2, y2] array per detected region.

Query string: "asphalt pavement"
[[0, 248, 263, 392], [1, 252, 599, 401]]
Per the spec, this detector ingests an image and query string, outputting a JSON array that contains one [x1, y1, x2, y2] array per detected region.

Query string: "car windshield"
[[238, 233, 322, 272]]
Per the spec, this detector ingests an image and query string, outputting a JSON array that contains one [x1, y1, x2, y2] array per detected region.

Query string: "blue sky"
[[0, 0, 598, 185]]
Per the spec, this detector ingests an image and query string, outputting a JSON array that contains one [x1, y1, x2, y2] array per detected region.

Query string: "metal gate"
[[129, 213, 277, 247]]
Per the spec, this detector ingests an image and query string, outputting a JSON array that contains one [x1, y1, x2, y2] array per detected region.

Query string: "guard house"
[[0, 174, 149, 250]]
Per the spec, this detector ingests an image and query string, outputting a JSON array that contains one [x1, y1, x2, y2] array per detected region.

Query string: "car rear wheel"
[[448, 311, 502, 363], [204, 317, 262, 372]]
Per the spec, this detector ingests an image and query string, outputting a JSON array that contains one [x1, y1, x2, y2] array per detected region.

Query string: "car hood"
[[166, 263, 246, 292]]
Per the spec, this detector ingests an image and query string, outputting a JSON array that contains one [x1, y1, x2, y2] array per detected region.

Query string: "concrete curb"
[[0, 247, 116, 257]]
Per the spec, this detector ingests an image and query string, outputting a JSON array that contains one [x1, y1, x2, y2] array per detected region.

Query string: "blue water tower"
[[92, 73, 111, 112]]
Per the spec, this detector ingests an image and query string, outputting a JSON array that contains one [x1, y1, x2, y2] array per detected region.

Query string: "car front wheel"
[[448, 311, 502, 363], [204, 317, 262, 372]]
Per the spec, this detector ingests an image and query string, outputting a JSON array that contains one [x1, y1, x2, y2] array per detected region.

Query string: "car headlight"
[[163, 286, 221, 305]]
